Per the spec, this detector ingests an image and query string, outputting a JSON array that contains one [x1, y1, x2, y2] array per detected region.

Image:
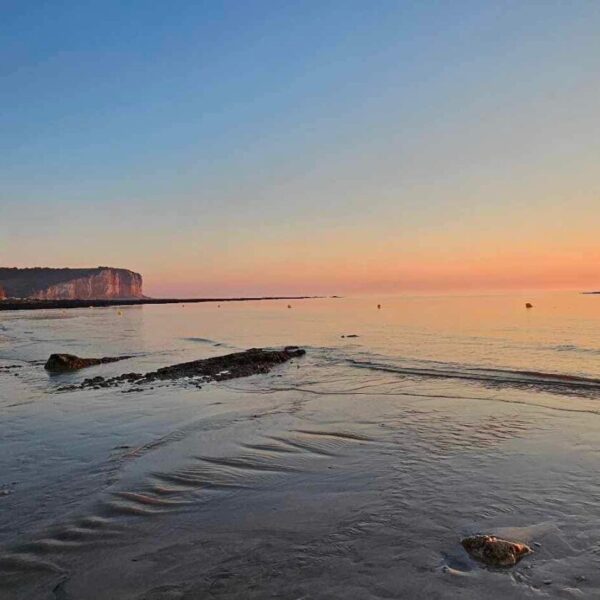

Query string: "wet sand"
[[3, 352, 600, 598]]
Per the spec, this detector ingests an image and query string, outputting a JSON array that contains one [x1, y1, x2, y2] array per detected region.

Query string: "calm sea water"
[[2, 292, 600, 598]]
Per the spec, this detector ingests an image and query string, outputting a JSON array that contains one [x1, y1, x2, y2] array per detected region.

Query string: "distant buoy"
[[117, 310, 123, 316], [288, 305, 292, 309], [377, 304, 381, 309], [525, 303, 533, 309]]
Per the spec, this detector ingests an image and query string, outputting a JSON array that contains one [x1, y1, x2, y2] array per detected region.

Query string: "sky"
[[2, 1, 600, 296]]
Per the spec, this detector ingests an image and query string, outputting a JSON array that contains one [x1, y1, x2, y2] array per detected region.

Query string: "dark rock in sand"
[[143, 347, 306, 384], [461, 535, 533, 567], [45, 353, 132, 372], [66, 347, 306, 391]]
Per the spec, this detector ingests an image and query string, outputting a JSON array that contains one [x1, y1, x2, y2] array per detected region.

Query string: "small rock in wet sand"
[[45, 353, 132, 372], [461, 535, 533, 567]]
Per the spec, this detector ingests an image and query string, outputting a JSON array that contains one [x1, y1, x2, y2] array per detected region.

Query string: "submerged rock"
[[63, 347, 306, 391], [145, 347, 306, 383], [45, 353, 132, 372], [461, 535, 533, 567]]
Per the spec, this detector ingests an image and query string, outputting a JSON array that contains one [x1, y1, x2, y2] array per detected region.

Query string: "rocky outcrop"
[[144, 346, 306, 383], [60, 347, 306, 391], [0, 267, 143, 300], [461, 535, 533, 567], [45, 353, 132, 372]]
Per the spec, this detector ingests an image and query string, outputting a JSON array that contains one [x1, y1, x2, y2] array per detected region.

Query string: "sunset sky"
[[2, 1, 600, 296]]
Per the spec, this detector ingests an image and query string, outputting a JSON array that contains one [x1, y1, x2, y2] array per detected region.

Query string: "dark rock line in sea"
[[56, 347, 306, 392], [0, 296, 322, 312]]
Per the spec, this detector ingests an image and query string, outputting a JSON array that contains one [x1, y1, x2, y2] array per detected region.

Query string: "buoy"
[[288, 305, 292, 309], [117, 310, 123, 316], [377, 304, 381, 309], [525, 303, 533, 309]]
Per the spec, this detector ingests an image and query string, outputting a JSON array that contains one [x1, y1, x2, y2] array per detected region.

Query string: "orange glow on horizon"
[[144, 246, 600, 297]]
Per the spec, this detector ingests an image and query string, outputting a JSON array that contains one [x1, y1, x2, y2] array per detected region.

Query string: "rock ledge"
[[45, 353, 132, 372]]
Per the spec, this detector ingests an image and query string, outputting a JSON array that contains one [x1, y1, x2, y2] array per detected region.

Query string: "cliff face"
[[0, 267, 143, 300]]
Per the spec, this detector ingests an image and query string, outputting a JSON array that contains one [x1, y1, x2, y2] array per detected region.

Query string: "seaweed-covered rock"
[[461, 535, 533, 567], [45, 353, 131, 372], [145, 347, 306, 383], [60, 347, 306, 391]]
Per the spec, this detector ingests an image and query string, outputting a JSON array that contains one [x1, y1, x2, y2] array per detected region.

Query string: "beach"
[[2, 294, 600, 598]]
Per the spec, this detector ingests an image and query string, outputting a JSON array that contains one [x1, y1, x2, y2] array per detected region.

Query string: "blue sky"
[[2, 1, 600, 295]]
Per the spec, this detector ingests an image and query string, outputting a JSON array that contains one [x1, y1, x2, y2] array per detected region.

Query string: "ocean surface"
[[2, 292, 600, 599]]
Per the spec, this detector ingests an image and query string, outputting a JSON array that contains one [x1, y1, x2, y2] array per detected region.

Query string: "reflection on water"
[[1, 292, 600, 598]]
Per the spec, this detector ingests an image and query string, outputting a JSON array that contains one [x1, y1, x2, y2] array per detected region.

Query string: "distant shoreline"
[[0, 296, 321, 312]]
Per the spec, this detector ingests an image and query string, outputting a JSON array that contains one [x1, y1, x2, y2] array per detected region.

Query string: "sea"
[[2, 292, 600, 599]]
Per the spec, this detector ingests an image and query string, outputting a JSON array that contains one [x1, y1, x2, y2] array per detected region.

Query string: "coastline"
[[0, 295, 320, 312]]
